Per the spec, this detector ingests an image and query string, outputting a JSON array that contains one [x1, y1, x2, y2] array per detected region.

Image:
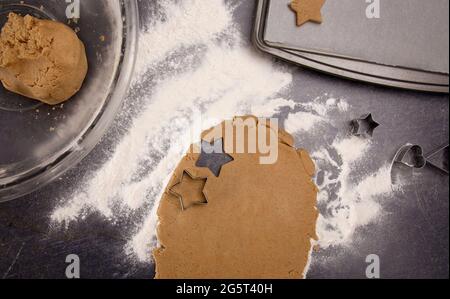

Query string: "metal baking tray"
[[252, 0, 449, 93]]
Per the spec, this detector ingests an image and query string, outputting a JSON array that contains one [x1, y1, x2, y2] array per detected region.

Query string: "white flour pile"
[[51, 0, 404, 272], [313, 139, 396, 248], [282, 95, 404, 249]]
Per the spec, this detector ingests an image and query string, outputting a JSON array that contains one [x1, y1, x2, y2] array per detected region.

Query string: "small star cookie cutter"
[[168, 170, 209, 211], [351, 113, 380, 138]]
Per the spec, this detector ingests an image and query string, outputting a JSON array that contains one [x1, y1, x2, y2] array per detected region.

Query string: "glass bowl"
[[0, 0, 138, 201]]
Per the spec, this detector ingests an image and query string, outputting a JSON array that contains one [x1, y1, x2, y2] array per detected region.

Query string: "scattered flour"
[[285, 111, 326, 133], [299, 95, 349, 116], [250, 97, 297, 118], [312, 137, 398, 248], [50, 0, 404, 274], [133, 0, 234, 80]]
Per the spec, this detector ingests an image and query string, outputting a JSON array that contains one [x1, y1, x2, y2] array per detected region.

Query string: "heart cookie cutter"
[[391, 143, 449, 177]]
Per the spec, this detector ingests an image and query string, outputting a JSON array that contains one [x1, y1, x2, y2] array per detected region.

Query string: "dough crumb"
[[0, 13, 88, 105]]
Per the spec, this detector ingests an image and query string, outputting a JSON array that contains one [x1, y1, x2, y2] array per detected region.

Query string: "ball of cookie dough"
[[0, 13, 88, 105]]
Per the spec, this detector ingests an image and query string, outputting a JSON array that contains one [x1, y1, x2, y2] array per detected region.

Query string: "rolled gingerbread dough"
[[154, 116, 319, 279]]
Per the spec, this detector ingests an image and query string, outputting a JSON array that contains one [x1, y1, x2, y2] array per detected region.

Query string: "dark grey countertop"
[[0, 0, 448, 279]]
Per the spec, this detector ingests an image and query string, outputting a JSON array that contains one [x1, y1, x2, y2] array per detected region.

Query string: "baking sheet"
[[264, 0, 449, 74]]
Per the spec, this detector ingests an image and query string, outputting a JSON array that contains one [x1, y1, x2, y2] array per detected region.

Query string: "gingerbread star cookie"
[[290, 0, 326, 27]]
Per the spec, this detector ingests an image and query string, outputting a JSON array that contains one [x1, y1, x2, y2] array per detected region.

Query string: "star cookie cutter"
[[351, 113, 380, 138], [168, 170, 209, 211]]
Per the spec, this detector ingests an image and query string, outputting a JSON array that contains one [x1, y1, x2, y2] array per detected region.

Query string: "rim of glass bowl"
[[0, 0, 139, 202]]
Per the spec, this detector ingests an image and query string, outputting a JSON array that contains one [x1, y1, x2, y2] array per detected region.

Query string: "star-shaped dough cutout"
[[169, 170, 208, 211], [196, 138, 234, 177], [290, 0, 326, 27]]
